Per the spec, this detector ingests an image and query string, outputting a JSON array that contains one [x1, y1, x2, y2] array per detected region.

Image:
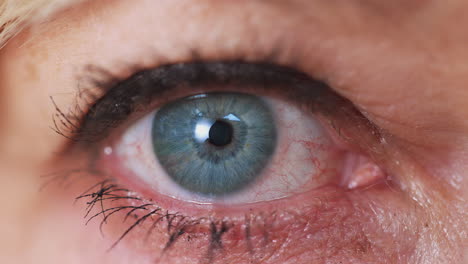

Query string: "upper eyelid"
[[36, 1, 367, 147], [38, 0, 392, 153], [56, 61, 337, 145]]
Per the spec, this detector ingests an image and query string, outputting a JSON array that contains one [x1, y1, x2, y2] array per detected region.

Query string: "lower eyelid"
[[82, 100, 393, 253], [72, 173, 413, 264], [63, 119, 411, 262]]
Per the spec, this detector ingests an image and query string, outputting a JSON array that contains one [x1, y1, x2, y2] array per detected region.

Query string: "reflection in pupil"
[[208, 120, 233, 147]]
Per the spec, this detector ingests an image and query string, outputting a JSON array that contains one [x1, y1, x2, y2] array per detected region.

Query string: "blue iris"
[[151, 92, 277, 196]]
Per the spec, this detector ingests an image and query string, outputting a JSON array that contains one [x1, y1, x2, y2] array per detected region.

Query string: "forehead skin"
[[0, 0, 466, 263]]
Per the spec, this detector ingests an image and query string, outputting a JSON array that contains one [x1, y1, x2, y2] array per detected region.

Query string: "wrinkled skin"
[[0, 0, 466, 263]]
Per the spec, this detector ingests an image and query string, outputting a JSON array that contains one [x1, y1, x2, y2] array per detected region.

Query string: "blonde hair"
[[0, 0, 79, 48]]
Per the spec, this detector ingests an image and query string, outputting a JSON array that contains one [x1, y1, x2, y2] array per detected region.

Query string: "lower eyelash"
[[45, 169, 280, 263]]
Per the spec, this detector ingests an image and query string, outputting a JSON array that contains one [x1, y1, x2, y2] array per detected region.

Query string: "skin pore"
[[0, 0, 466, 263]]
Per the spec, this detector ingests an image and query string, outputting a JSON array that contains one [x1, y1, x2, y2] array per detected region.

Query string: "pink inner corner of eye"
[[342, 153, 386, 189]]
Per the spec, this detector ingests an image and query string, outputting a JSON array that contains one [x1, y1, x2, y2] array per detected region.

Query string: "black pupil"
[[208, 120, 233, 147]]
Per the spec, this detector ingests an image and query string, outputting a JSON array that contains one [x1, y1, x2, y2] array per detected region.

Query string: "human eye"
[[55, 61, 385, 258], [53, 60, 387, 261], [71, 61, 372, 204], [2, 0, 467, 263]]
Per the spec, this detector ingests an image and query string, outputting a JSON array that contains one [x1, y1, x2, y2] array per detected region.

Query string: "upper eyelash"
[[51, 61, 334, 144]]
